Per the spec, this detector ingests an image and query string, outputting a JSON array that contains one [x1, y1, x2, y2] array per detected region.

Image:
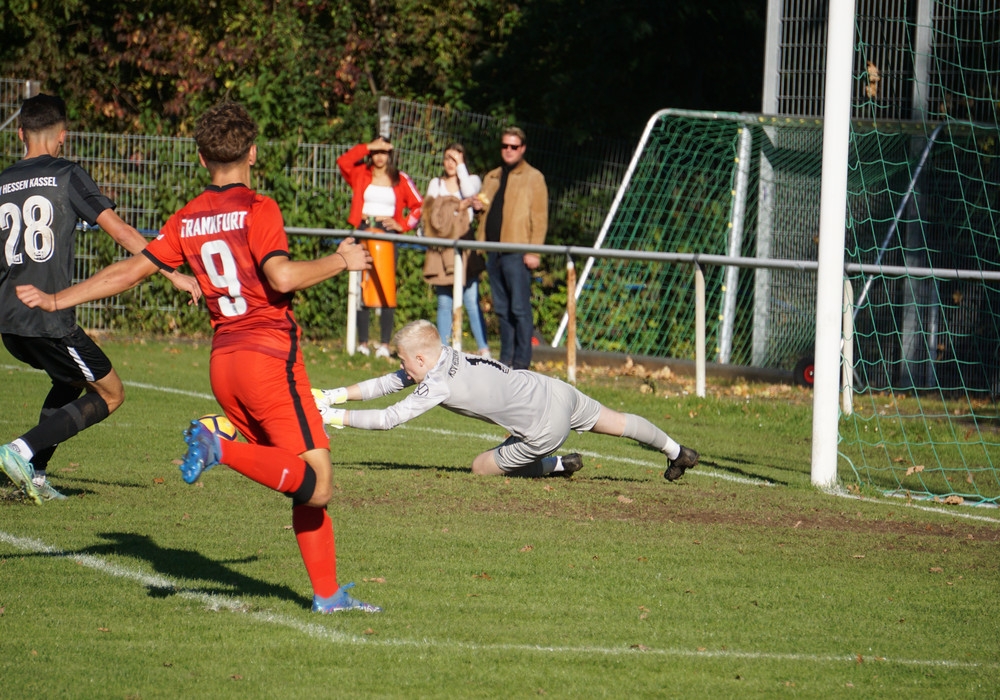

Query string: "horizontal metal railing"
[[290, 227, 1000, 395]]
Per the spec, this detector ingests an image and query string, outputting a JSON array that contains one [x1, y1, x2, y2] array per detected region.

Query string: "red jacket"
[[337, 143, 423, 231]]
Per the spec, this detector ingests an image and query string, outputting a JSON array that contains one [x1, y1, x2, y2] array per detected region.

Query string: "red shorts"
[[209, 349, 329, 454]]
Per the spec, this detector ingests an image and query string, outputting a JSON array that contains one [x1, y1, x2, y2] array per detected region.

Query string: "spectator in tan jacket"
[[471, 127, 548, 369]]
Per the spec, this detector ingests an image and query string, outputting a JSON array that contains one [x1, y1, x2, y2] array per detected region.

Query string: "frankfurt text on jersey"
[[180, 211, 249, 238]]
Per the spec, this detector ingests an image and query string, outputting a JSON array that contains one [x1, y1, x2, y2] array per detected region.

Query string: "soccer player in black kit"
[[0, 94, 199, 503]]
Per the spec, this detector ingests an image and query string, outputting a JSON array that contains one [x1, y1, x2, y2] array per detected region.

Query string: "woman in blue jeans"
[[422, 143, 490, 356]]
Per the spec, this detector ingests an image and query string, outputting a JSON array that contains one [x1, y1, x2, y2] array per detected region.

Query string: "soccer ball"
[[197, 413, 239, 441]]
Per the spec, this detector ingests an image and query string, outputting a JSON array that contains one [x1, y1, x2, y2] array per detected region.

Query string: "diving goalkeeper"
[[314, 319, 699, 480]]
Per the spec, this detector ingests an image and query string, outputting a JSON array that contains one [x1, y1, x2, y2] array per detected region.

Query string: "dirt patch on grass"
[[381, 479, 1000, 542]]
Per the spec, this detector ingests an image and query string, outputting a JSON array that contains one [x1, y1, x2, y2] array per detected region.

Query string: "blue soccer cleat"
[[0, 444, 42, 505], [312, 582, 382, 613], [180, 420, 222, 484]]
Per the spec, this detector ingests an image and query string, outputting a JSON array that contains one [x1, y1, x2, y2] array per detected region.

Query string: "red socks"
[[217, 441, 338, 597], [218, 440, 306, 493], [292, 504, 338, 598], [216, 442, 337, 597]]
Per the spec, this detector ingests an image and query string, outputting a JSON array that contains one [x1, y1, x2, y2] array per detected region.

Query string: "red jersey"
[[143, 184, 299, 359]]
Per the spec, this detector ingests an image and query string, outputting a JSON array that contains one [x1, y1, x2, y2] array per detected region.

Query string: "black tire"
[[793, 356, 815, 387]]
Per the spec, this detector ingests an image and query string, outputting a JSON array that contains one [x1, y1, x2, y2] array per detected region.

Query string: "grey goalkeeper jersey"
[[350, 345, 560, 439]]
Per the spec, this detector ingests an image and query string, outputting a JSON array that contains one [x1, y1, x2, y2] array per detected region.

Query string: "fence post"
[[566, 255, 577, 384], [346, 271, 359, 354], [451, 248, 464, 350], [695, 262, 706, 398]]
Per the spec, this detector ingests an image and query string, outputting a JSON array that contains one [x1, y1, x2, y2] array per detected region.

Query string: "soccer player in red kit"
[[17, 102, 381, 613]]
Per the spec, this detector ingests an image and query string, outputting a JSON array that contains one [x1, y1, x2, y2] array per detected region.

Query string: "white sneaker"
[[357, 344, 371, 356], [32, 474, 67, 501], [375, 344, 392, 359], [478, 347, 492, 359]]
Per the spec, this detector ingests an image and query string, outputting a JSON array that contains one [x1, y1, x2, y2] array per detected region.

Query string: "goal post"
[[811, 0, 856, 489]]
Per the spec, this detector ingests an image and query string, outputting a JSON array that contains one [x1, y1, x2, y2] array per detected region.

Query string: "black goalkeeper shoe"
[[664, 446, 699, 482], [556, 453, 584, 477]]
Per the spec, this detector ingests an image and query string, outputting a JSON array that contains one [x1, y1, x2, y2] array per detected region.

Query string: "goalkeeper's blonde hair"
[[393, 319, 442, 356]]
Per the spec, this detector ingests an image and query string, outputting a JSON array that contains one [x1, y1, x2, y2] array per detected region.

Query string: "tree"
[[470, 0, 766, 141], [0, 0, 764, 144]]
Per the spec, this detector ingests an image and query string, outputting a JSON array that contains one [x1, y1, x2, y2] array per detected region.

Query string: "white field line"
[[121, 380, 215, 402], [827, 488, 1000, 524], [0, 530, 993, 670]]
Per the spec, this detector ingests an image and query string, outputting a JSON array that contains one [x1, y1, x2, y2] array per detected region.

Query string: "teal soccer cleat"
[[312, 582, 382, 613], [0, 444, 42, 504], [32, 475, 67, 501], [180, 420, 222, 484]]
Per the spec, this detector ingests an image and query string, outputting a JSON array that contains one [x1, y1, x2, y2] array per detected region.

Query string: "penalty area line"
[[0, 530, 992, 670]]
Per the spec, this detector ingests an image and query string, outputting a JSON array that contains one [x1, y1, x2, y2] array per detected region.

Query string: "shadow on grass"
[[579, 474, 649, 483], [57, 531, 310, 608], [702, 455, 791, 486], [342, 460, 468, 474], [39, 474, 145, 497]]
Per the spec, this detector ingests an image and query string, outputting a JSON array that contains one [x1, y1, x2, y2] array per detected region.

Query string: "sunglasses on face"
[[370, 150, 390, 155], [501, 143, 522, 151]]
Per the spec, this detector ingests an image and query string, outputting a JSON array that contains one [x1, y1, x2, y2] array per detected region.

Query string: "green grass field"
[[2, 338, 998, 698]]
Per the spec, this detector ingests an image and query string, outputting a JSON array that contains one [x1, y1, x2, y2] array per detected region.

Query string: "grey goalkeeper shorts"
[[494, 381, 602, 472]]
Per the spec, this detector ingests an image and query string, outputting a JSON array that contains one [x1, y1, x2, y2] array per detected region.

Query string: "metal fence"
[[1, 93, 634, 332], [763, 0, 1000, 122]]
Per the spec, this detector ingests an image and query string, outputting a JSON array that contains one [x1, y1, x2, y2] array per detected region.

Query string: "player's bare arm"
[[96, 209, 202, 305], [16, 254, 159, 312], [262, 237, 372, 293]]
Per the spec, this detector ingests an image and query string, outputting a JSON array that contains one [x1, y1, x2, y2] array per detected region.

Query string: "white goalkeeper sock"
[[542, 456, 562, 474]]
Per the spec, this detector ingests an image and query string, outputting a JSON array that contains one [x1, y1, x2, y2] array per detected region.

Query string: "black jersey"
[[0, 155, 114, 337]]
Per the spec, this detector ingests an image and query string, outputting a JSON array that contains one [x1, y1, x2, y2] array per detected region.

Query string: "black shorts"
[[2, 328, 114, 386]]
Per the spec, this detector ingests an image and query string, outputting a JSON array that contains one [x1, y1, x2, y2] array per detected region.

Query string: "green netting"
[[572, 113, 751, 359], [564, 5, 1000, 505], [568, 111, 824, 370], [840, 2, 1000, 505]]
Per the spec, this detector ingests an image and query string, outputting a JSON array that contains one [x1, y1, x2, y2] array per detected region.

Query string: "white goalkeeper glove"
[[312, 388, 346, 429], [312, 386, 349, 409], [324, 408, 346, 430]]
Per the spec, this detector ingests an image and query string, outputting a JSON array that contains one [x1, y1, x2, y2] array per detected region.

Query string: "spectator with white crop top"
[[337, 137, 422, 359]]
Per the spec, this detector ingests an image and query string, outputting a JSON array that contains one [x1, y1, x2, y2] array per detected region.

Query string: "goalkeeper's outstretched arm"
[[314, 369, 413, 409]]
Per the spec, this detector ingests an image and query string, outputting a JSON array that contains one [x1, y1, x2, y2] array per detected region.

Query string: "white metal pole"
[[452, 249, 464, 351], [566, 257, 577, 384], [719, 125, 752, 364], [346, 270, 359, 354], [695, 263, 706, 399], [811, 0, 856, 489]]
